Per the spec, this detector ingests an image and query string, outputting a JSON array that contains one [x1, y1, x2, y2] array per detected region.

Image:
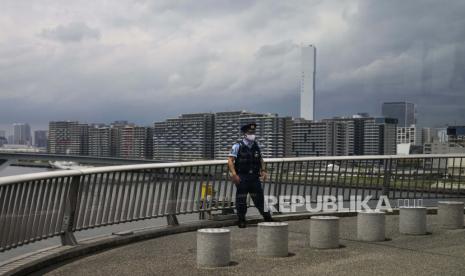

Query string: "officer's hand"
[[231, 174, 240, 185], [260, 170, 268, 181]]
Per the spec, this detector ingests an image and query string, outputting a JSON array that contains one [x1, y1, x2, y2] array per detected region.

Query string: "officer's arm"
[[228, 156, 240, 185], [257, 144, 266, 173], [227, 156, 237, 176], [260, 157, 267, 173]]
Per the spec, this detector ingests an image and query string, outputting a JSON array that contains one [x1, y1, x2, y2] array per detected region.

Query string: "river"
[[0, 165, 52, 177]]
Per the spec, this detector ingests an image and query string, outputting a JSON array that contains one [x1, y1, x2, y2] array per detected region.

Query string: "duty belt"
[[238, 169, 259, 175]]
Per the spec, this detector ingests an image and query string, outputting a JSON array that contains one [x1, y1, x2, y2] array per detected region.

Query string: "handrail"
[[0, 170, 82, 186], [0, 152, 163, 165], [2, 153, 465, 186]]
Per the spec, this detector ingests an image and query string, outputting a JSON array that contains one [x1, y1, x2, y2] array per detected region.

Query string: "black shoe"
[[263, 213, 273, 222], [238, 220, 247, 228]]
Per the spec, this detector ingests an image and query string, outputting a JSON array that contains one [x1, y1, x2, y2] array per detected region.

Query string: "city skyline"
[[1, 1, 465, 129], [1, 110, 463, 159], [43, 111, 400, 161], [0, 97, 459, 137], [0, 103, 461, 138]]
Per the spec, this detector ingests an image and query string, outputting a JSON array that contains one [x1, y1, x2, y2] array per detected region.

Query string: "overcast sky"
[[0, 0, 464, 133]]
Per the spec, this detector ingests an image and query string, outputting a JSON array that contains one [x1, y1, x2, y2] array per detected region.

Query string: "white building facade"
[[397, 126, 421, 145], [300, 45, 316, 121]]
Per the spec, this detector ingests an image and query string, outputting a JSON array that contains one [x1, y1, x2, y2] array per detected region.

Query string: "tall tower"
[[300, 45, 316, 120], [381, 102, 415, 127], [13, 123, 31, 145]]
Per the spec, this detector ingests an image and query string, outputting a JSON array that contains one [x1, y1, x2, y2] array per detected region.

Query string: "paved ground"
[[38, 215, 465, 276]]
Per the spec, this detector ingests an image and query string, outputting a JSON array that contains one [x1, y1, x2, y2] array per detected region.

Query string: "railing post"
[[274, 162, 284, 214], [382, 159, 392, 197], [166, 168, 179, 226], [60, 175, 80, 246]]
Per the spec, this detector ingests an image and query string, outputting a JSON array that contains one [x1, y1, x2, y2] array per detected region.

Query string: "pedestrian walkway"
[[40, 214, 465, 276]]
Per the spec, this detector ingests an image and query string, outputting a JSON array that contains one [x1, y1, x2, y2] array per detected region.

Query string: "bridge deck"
[[38, 214, 465, 276]]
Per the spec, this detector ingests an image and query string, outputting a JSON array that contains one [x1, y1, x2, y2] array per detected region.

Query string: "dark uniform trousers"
[[235, 173, 268, 221]]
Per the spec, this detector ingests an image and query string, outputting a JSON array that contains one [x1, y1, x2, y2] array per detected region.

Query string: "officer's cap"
[[241, 123, 257, 133]]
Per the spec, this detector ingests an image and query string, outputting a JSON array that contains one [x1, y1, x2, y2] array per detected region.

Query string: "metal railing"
[[1, 154, 465, 252]]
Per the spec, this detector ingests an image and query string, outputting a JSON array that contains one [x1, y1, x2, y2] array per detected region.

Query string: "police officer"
[[227, 122, 272, 228]]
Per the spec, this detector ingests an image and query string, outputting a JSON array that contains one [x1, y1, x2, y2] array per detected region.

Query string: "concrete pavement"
[[37, 214, 465, 276]]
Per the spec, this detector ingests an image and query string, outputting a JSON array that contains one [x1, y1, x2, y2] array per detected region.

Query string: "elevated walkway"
[[25, 213, 465, 276]]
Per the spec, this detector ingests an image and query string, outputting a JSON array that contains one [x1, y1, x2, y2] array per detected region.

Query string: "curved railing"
[[1, 154, 465, 252]]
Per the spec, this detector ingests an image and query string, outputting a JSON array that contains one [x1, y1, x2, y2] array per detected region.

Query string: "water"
[[0, 165, 52, 177]]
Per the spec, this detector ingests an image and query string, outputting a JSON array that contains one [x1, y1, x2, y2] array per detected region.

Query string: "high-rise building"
[[74, 124, 89, 156], [238, 114, 292, 158], [300, 45, 316, 121], [0, 130, 6, 147], [107, 121, 134, 157], [7, 135, 14, 145], [13, 123, 31, 145], [363, 118, 398, 155], [119, 126, 153, 159], [322, 118, 355, 156], [153, 113, 214, 162], [421, 128, 433, 144], [48, 121, 89, 155], [214, 111, 291, 159], [324, 117, 369, 155], [397, 126, 421, 145], [0, 137, 7, 147], [214, 111, 259, 159], [34, 130, 48, 148], [381, 102, 415, 127], [291, 120, 327, 157], [352, 118, 367, 155], [436, 128, 448, 143], [321, 117, 397, 155], [48, 121, 75, 154], [291, 119, 354, 157], [447, 126, 465, 147], [88, 126, 112, 157], [290, 118, 313, 157]]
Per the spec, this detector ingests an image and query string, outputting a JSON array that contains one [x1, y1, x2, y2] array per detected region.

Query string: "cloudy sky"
[[0, 0, 464, 133]]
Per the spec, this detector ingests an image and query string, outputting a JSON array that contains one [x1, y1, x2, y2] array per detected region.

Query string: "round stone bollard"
[[197, 228, 231, 267], [357, 211, 386, 242], [309, 216, 340, 249], [438, 201, 464, 229], [257, 222, 288, 257], [399, 207, 427, 235]]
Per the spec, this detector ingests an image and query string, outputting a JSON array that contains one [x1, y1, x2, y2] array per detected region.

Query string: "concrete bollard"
[[399, 207, 427, 235], [357, 211, 386, 242], [257, 222, 288, 257], [309, 216, 339, 249], [438, 201, 464, 229], [197, 228, 230, 267]]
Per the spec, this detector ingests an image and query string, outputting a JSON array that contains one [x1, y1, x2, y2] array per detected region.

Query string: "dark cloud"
[[40, 22, 100, 42], [0, 0, 464, 133]]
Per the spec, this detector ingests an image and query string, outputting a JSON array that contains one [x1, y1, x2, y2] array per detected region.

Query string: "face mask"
[[245, 134, 256, 141]]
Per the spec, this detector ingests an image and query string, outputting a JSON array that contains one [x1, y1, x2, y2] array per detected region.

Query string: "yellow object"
[[201, 183, 214, 199]]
